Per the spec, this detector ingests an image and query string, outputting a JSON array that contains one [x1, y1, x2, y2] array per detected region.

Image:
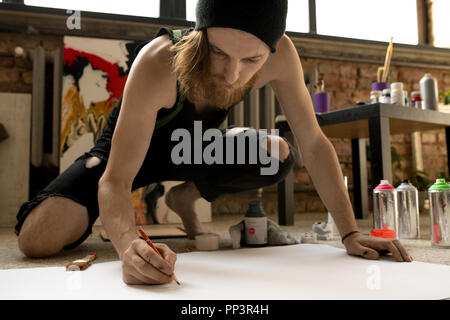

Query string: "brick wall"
[[301, 57, 450, 186], [0, 32, 60, 93], [2, 30, 450, 216]]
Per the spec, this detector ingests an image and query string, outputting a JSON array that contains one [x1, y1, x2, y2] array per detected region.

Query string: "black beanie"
[[194, 0, 288, 53]]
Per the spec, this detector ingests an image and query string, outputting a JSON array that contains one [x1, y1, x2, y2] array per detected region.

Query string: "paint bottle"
[[381, 89, 391, 104], [428, 179, 450, 248], [370, 90, 382, 104], [244, 200, 268, 246], [396, 179, 420, 239], [370, 180, 398, 239], [390, 82, 405, 106], [403, 90, 409, 107], [420, 73, 439, 110], [411, 91, 423, 109]]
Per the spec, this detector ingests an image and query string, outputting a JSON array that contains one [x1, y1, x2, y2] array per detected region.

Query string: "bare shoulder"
[[125, 34, 177, 110], [137, 33, 174, 68], [255, 34, 303, 89]]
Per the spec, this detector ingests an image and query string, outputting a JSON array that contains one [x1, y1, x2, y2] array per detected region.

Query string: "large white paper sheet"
[[1, 244, 449, 300]]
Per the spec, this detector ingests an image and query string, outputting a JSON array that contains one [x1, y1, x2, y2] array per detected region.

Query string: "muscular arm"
[[270, 36, 412, 262], [98, 36, 177, 259], [270, 35, 358, 237]]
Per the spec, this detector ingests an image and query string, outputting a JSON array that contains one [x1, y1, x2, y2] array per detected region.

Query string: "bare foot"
[[165, 181, 208, 239]]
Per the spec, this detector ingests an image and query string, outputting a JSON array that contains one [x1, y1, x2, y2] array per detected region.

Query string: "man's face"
[[206, 27, 270, 92]]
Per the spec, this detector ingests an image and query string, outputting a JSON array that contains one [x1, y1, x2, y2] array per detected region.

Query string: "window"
[[186, 0, 197, 22], [433, 0, 450, 48], [1, 0, 446, 50], [316, 0, 418, 45], [24, 0, 160, 18], [286, 0, 309, 33]]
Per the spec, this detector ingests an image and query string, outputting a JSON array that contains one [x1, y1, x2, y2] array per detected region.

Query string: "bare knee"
[[18, 223, 63, 258], [85, 156, 102, 169], [18, 197, 89, 258], [265, 136, 290, 162]]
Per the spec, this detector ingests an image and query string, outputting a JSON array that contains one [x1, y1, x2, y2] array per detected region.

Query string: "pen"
[[137, 227, 181, 285]]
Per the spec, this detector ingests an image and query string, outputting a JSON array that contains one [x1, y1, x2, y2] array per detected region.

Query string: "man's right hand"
[[121, 239, 177, 285]]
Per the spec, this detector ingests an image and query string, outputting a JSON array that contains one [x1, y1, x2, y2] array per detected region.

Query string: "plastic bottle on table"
[[411, 91, 423, 108], [381, 88, 391, 104], [390, 82, 405, 106]]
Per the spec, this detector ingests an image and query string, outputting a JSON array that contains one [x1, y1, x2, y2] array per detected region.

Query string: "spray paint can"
[[244, 200, 267, 246], [428, 179, 450, 248], [420, 73, 439, 110], [370, 180, 398, 239], [396, 179, 420, 239]]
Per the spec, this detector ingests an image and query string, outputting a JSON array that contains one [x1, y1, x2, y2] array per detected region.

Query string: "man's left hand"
[[343, 232, 413, 262]]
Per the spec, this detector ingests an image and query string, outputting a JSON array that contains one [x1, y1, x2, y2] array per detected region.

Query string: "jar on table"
[[390, 82, 405, 106], [411, 91, 423, 109]]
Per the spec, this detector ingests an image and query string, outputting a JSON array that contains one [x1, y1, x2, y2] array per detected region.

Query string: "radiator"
[[30, 46, 62, 168], [223, 85, 278, 130]]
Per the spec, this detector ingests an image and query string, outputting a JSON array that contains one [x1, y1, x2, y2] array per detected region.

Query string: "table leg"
[[275, 122, 295, 226], [277, 169, 294, 226], [369, 116, 392, 188], [351, 138, 369, 219]]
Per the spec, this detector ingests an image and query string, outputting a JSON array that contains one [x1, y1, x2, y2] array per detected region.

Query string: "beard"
[[197, 71, 259, 110]]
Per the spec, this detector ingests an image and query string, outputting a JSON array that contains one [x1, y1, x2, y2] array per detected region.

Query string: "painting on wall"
[[60, 35, 150, 224], [60, 35, 211, 225]]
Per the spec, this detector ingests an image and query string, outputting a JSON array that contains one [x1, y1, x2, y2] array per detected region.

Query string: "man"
[[15, 0, 412, 285]]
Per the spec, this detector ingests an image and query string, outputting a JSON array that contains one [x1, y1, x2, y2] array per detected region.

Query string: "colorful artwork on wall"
[[61, 35, 149, 224]]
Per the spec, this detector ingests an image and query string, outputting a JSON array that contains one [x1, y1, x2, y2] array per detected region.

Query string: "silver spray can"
[[428, 179, 450, 248], [244, 200, 267, 246], [371, 180, 398, 240], [419, 73, 439, 110], [396, 179, 420, 239]]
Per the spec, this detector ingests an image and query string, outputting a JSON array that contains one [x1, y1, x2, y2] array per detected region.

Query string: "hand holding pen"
[[138, 227, 180, 285], [120, 228, 178, 285]]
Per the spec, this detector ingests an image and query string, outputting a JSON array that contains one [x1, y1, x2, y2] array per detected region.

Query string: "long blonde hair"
[[169, 30, 211, 104]]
